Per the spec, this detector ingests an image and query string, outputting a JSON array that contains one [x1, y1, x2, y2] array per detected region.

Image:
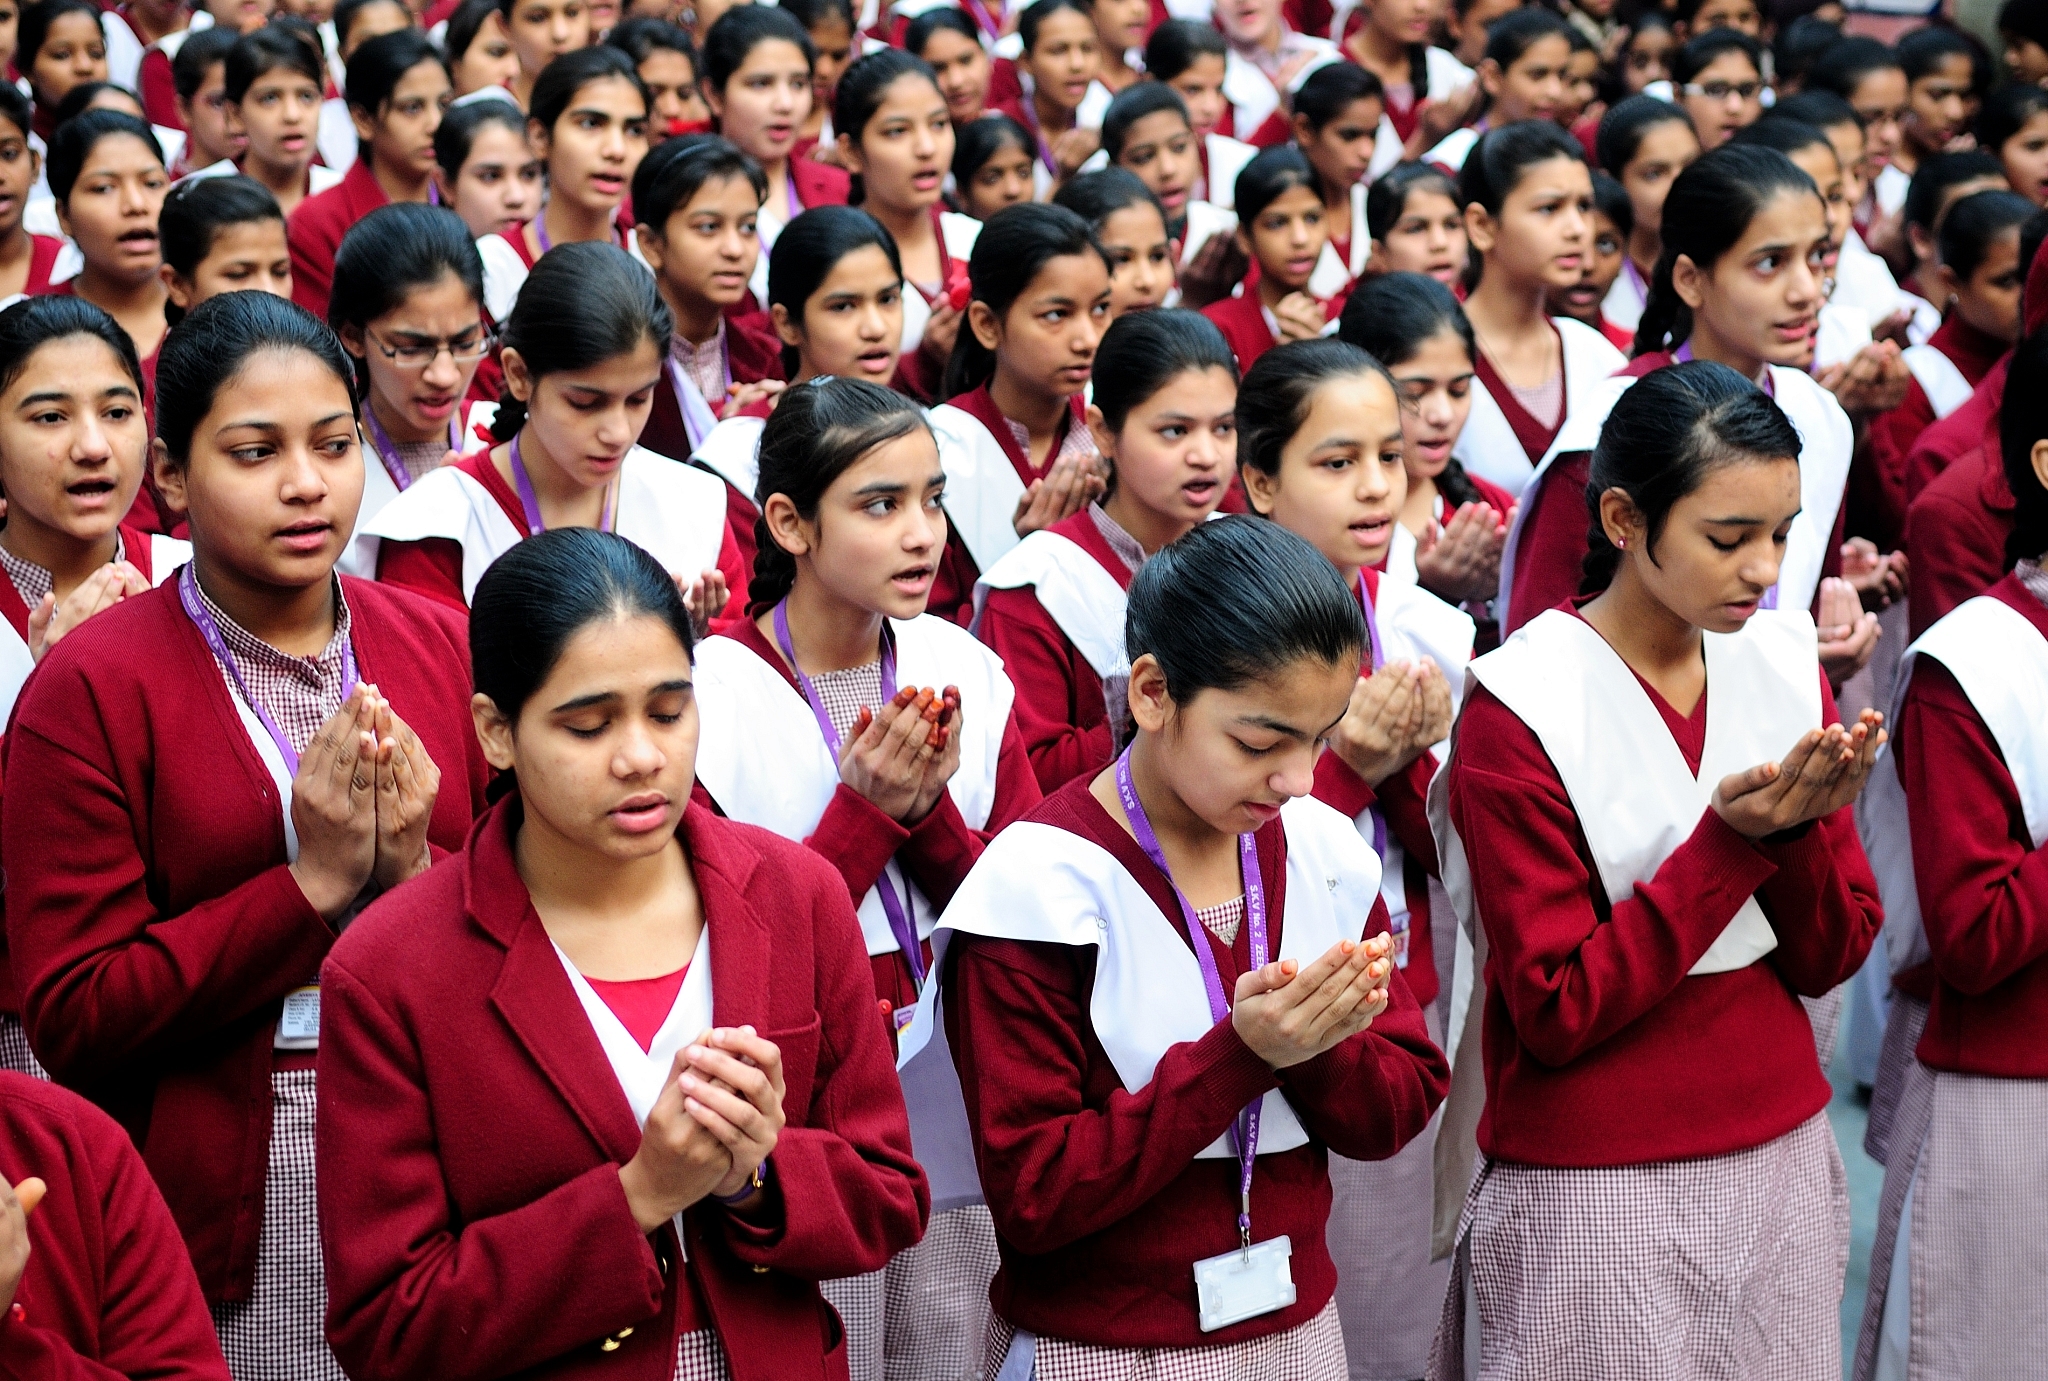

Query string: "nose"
[[594, 402, 634, 450], [1418, 388, 1451, 428], [72, 410, 114, 464], [903, 498, 939, 554], [858, 301, 888, 340], [279, 441, 334, 505], [1270, 746, 1317, 801], [422, 344, 461, 390], [612, 719, 668, 777], [1744, 538, 1782, 593]]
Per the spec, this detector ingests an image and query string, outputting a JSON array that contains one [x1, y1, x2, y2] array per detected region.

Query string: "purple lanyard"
[[772, 601, 926, 985], [1622, 255, 1647, 303], [178, 565, 358, 776], [1669, 346, 1781, 608], [362, 404, 460, 493], [508, 432, 614, 535], [1355, 578, 1389, 860], [1113, 747, 1268, 1250], [965, 0, 1000, 41], [1015, 93, 1061, 178]]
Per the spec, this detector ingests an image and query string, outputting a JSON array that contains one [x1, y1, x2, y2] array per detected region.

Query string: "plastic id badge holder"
[[1194, 1234, 1296, 1332]]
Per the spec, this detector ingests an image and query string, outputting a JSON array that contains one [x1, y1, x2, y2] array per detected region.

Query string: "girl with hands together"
[[619, 1027, 786, 1230], [1710, 709, 1885, 840], [1200, 146, 1337, 373]]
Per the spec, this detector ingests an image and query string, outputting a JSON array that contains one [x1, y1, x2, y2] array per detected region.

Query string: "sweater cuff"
[[1190, 1019, 1282, 1118]]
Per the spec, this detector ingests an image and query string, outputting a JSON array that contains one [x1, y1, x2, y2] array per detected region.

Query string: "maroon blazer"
[[317, 797, 928, 1381], [1200, 289, 1278, 374], [1, 577, 490, 1302], [288, 160, 391, 321], [791, 157, 852, 210]]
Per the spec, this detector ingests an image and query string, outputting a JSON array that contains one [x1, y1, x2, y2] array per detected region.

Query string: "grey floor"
[[1825, 1012, 1884, 1377]]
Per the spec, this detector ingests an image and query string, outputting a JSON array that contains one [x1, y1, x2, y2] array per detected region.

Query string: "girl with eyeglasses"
[[1672, 29, 1765, 150]]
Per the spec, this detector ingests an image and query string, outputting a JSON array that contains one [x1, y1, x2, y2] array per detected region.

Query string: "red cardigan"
[[972, 507, 1128, 793], [1904, 356, 2005, 508], [1446, 640, 1881, 1166], [945, 777, 1449, 1348], [0, 577, 491, 1302], [1899, 575, 2048, 1078], [1863, 314, 2004, 552], [1200, 289, 1279, 374], [693, 618, 1042, 1021], [287, 160, 390, 321], [1904, 426, 2014, 639], [317, 797, 928, 1381], [19, 235, 62, 296], [0, 1073, 230, 1380]]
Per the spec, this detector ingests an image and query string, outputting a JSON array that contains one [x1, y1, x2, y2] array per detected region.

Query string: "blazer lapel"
[[689, 812, 772, 1030]]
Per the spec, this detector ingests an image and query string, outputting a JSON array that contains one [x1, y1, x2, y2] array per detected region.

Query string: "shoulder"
[[21, 581, 183, 703], [330, 839, 479, 978], [691, 806, 854, 912], [940, 211, 981, 260], [0, 1072, 141, 1191], [898, 609, 1007, 673], [287, 177, 349, 233], [1770, 365, 1852, 439], [1554, 314, 1627, 371]]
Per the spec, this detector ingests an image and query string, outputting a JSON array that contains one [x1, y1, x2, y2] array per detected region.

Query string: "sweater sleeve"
[[975, 585, 1113, 793], [1446, 687, 1783, 1068], [1503, 453, 1590, 636], [373, 538, 471, 613]]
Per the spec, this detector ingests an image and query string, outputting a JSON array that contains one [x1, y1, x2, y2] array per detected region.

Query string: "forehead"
[[1734, 186, 1828, 245], [1100, 200, 1167, 242], [1021, 249, 1110, 296], [1126, 108, 1190, 142], [1695, 48, 1759, 80], [1296, 369, 1398, 438], [813, 242, 897, 293]]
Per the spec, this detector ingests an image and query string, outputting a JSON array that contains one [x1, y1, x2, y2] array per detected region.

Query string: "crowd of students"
[[0, 0, 2043, 1376]]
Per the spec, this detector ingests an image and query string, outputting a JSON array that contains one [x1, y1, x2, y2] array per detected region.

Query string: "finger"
[[708, 1026, 785, 1095], [12, 1178, 44, 1216], [681, 1094, 762, 1154]]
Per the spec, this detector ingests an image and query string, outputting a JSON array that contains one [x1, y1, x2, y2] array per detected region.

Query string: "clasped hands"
[[1328, 657, 1453, 787], [288, 684, 444, 922], [619, 1026, 786, 1231], [838, 685, 963, 825]]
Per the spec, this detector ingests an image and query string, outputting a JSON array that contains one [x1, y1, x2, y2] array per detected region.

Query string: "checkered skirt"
[[825, 1205, 1001, 1381], [984, 1298, 1347, 1381], [1864, 993, 1930, 1166], [0, 1013, 48, 1079]]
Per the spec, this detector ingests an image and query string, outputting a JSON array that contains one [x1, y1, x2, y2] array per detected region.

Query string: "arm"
[[317, 959, 666, 1381], [948, 936, 1279, 1254], [975, 586, 1113, 792], [1314, 751, 1441, 878], [138, 50, 181, 131], [373, 539, 471, 614], [286, 211, 336, 320], [1446, 691, 1781, 1068], [712, 524, 747, 624], [1904, 485, 2005, 639]]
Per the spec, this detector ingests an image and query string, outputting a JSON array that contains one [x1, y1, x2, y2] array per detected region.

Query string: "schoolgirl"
[[1616, 11, 1676, 98], [313, 0, 411, 171], [317, 525, 927, 1381], [1671, 28, 1764, 151], [1978, 82, 2048, 206], [286, 31, 450, 320], [1290, 61, 1389, 295], [1236, 332, 1471, 1381], [53, 80, 188, 177], [976, 308, 1233, 791], [1339, 271, 1513, 604], [1201, 145, 1335, 373], [1145, 19, 1257, 207], [1422, 9, 1573, 175], [46, 111, 170, 400], [17, 0, 107, 145], [497, 0, 590, 109], [1895, 27, 1984, 196], [901, 512, 1448, 1379], [927, 202, 1109, 624], [689, 378, 1037, 1381], [781, 0, 854, 157], [1543, 170, 1631, 351], [1771, 89, 1910, 346], [951, 111, 1035, 220], [2, 289, 489, 1379], [102, 0, 188, 95], [164, 27, 241, 178], [1434, 359, 1883, 1381], [995, 0, 1103, 187], [1850, 329, 2048, 1381], [1593, 95, 1699, 335], [221, 28, 342, 215], [159, 174, 292, 325], [607, 17, 711, 142], [1100, 82, 1229, 266], [1089, 0, 1146, 96], [1053, 169, 1176, 318], [1809, 37, 1909, 236], [700, 6, 850, 284], [906, 6, 995, 128], [0, 297, 189, 1080], [1364, 160, 1467, 288], [329, 202, 491, 542], [1341, 0, 1476, 148], [629, 136, 783, 475], [1773, 14, 1842, 99], [1214, 0, 1338, 148], [443, 0, 521, 99], [1556, 26, 1601, 138], [474, 45, 646, 328], [361, 242, 742, 622], [836, 49, 980, 403], [429, 96, 541, 239], [0, 84, 65, 299], [1450, 121, 1625, 502]]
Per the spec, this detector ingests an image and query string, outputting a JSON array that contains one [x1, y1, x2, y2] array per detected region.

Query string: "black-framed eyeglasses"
[[364, 326, 494, 369]]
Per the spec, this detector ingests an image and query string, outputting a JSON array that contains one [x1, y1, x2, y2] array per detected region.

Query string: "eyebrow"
[[552, 678, 692, 713], [1703, 507, 1801, 525], [20, 384, 139, 405], [1234, 713, 1318, 743]]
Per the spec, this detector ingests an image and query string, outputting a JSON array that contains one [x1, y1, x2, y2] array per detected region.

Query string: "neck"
[[126, 4, 183, 43], [1352, 24, 1406, 68], [762, 158, 791, 207], [1627, 224, 1659, 279], [505, 427, 609, 526], [1101, 487, 1195, 555], [1399, 471, 1437, 532], [246, 150, 305, 202], [0, 221, 31, 268], [1581, 557, 1701, 680], [868, 195, 932, 253], [511, 69, 537, 110], [0, 515, 119, 597], [1032, 85, 1074, 135], [988, 364, 1067, 438], [771, 572, 886, 672], [188, 545, 337, 655], [371, 156, 431, 205], [1126, 727, 1234, 856], [1464, 268, 1549, 336], [370, 385, 442, 446], [75, 264, 166, 326], [1683, 314, 1765, 383], [544, 194, 614, 247], [516, 800, 691, 928], [1256, 270, 1299, 311], [663, 282, 724, 347]]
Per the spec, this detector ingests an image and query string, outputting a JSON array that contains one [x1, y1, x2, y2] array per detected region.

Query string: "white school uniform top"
[[970, 526, 1130, 682], [1901, 342, 1974, 419], [1177, 197, 1241, 268], [691, 614, 1013, 962], [346, 445, 730, 602], [900, 212, 982, 362], [1450, 315, 1625, 500], [1364, 47, 1474, 182], [897, 792, 1384, 1209], [1420, 126, 1479, 173], [1307, 180, 1372, 300], [1859, 596, 2048, 976], [1498, 361, 1852, 630], [337, 400, 497, 575], [1202, 132, 1259, 210], [178, 159, 344, 199], [1835, 228, 1906, 336], [688, 414, 765, 513], [1874, 163, 1909, 220], [317, 97, 359, 175], [0, 533, 189, 728], [1602, 265, 1647, 335], [927, 401, 1034, 575]]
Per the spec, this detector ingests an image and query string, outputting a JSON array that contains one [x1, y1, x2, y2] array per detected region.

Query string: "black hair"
[[1671, 27, 1763, 87], [491, 241, 671, 442], [1595, 94, 1693, 176], [1903, 148, 2005, 238], [1365, 161, 1459, 242], [51, 81, 141, 129], [944, 201, 1104, 396], [1774, 14, 1841, 89], [1807, 34, 1903, 103], [445, 0, 502, 65], [1729, 113, 1832, 161], [1143, 17, 1226, 83], [1100, 80, 1189, 163], [17, 0, 102, 96], [835, 48, 942, 204], [1460, 120, 1588, 287], [2002, 0, 2048, 49], [632, 133, 764, 231], [1234, 142, 1318, 226], [155, 291, 358, 470], [0, 294, 141, 407], [334, 0, 410, 51], [952, 110, 1031, 187], [0, 80, 31, 141], [529, 43, 645, 139], [1292, 60, 1384, 135], [1483, 7, 1574, 75], [1768, 87, 1861, 131], [748, 376, 931, 612], [766, 205, 902, 377], [2024, 208, 2048, 302], [433, 96, 527, 176], [606, 15, 697, 68], [1054, 166, 1166, 234], [346, 31, 446, 147], [1579, 358, 1801, 592], [1336, 272, 1489, 509], [47, 110, 162, 206], [470, 527, 696, 744], [329, 203, 484, 394], [267, 13, 326, 64], [702, 5, 815, 93], [1235, 337, 1396, 483], [1634, 143, 1817, 356], [1125, 513, 1364, 702], [1091, 306, 1236, 437], [160, 175, 284, 310], [2002, 326, 2048, 569], [1591, 168, 1633, 238], [173, 26, 238, 104], [224, 26, 322, 104], [1017, 0, 1091, 55], [1940, 188, 2034, 281], [905, 6, 980, 58], [1977, 82, 2048, 154], [782, 0, 857, 35], [1898, 24, 1985, 95]]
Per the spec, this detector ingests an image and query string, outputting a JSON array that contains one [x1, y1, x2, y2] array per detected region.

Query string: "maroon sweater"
[[1446, 622, 1881, 1166], [1905, 422, 2016, 639], [1899, 574, 2048, 1078], [946, 777, 1449, 1348]]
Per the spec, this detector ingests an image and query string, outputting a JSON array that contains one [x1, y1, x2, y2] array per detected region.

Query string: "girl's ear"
[[151, 437, 189, 517], [702, 82, 724, 121], [1085, 401, 1114, 462], [633, 220, 668, 274], [835, 130, 865, 176], [1596, 484, 1645, 552], [1669, 250, 1706, 310], [160, 262, 194, 312], [760, 490, 812, 559], [500, 345, 534, 402], [967, 297, 1002, 351], [350, 102, 378, 145], [1462, 200, 1496, 257], [1126, 652, 1174, 734], [1934, 260, 1963, 307], [525, 117, 552, 163], [2031, 436, 2048, 495], [1478, 57, 1504, 99], [470, 693, 517, 771], [1289, 110, 1315, 147], [1238, 461, 1278, 516], [770, 300, 802, 348]]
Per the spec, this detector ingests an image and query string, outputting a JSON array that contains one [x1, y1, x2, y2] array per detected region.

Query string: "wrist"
[[710, 1158, 768, 1207], [617, 1161, 672, 1234], [288, 860, 361, 923]]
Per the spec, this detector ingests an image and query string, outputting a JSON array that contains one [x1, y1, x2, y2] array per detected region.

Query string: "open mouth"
[[856, 347, 895, 373], [890, 563, 935, 595], [610, 792, 670, 833], [1350, 514, 1392, 547], [65, 476, 116, 505], [275, 518, 332, 552], [1182, 477, 1219, 504], [590, 173, 624, 197], [911, 169, 942, 191], [118, 230, 158, 254], [416, 394, 457, 420]]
